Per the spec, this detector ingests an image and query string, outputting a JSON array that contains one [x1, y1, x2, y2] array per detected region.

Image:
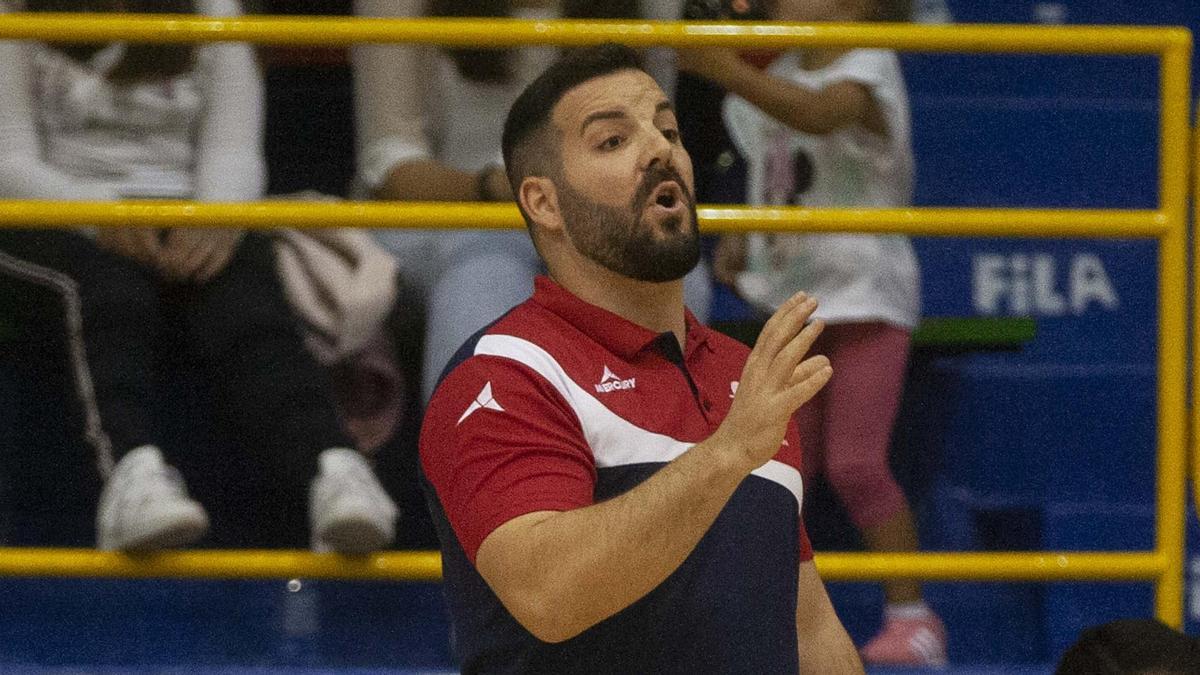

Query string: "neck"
[[549, 258, 688, 349]]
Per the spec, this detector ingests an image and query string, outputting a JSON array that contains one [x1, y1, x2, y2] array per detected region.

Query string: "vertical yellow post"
[[1195, 121, 1200, 525], [1156, 35, 1191, 628]]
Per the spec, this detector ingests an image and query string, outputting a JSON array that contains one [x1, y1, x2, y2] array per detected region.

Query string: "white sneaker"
[[96, 446, 209, 551], [310, 448, 398, 554]]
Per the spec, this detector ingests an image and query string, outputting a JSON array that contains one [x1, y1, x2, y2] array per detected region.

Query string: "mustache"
[[631, 165, 692, 213]]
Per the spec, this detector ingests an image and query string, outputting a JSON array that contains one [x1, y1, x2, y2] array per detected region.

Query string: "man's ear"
[[517, 176, 563, 235]]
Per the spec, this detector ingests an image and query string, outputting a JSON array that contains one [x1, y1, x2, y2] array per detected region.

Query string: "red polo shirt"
[[420, 275, 813, 674]]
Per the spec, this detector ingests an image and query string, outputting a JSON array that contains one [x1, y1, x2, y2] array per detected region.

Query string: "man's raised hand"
[[716, 292, 832, 471]]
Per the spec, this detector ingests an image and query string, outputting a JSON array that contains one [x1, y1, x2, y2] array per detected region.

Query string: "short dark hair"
[[1055, 618, 1200, 675], [501, 43, 646, 217]]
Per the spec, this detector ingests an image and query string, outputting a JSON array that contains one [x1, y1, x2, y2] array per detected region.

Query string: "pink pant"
[[795, 322, 912, 529]]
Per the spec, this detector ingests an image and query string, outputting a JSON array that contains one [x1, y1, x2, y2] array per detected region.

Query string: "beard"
[[556, 165, 701, 283]]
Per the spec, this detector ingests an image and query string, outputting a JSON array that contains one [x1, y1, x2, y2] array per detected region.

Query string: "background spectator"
[[679, 0, 944, 666], [0, 0, 397, 552]]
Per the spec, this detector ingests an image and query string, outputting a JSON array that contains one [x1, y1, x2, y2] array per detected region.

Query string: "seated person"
[[0, 0, 396, 552]]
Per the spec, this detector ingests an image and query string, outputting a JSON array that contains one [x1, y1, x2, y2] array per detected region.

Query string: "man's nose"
[[640, 127, 674, 172]]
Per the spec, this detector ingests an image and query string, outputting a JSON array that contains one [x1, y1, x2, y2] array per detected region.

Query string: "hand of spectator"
[[95, 227, 165, 269], [158, 228, 245, 283], [715, 292, 830, 470], [676, 47, 743, 84], [713, 234, 747, 286]]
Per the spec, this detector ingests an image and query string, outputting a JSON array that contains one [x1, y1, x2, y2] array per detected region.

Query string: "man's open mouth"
[[647, 181, 685, 211]]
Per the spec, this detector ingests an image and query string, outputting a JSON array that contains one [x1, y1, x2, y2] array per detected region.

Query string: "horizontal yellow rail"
[[0, 201, 1168, 238], [0, 14, 1188, 54], [0, 548, 442, 582], [818, 552, 1165, 583], [0, 549, 1165, 583]]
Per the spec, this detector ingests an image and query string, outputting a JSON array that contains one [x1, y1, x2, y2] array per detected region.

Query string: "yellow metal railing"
[[0, 549, 1163, 584], [0, 15, 1191, 628], [1195, 124, 1200, 525]]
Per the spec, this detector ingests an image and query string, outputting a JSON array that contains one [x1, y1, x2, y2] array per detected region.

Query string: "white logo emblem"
[[594, 365, 636, 393], [457, 381, 504, 425], [730, 381, 739, 398]]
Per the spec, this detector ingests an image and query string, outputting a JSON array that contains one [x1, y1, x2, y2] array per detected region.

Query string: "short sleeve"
[[421, 355, 597, 562], [817, 49, 910, 151], [820, 49, 894, 90]]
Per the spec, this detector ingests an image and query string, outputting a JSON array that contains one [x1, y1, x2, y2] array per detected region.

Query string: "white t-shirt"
[[0, 0, 264, 202], [723, 48, 921, 329]]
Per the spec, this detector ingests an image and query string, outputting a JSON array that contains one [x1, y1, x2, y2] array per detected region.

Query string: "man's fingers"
[[772, 318, 825, 381], [791, 354, 831, 384], [787, 357, 833, 408], [753, 292, 814, 362]]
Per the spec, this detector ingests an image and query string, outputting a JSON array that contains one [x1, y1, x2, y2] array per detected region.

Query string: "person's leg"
[[819, 322, 945, 665], [423, 231, 538, 401], [819, 323, 913, 567], [793, 329, 828, 485], [0, 230, 161, 469], [177, 234, 395, 550], [0, 229, 207, 550]]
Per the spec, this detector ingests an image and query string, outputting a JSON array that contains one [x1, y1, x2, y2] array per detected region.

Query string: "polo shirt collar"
[[532, 275, 712, 360]]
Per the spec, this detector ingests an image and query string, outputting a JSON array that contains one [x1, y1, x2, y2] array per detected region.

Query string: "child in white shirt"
[[680, 0, 944, 666]]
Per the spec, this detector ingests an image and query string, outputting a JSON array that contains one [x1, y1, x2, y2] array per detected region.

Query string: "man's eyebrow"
[[579, 101, 676, 134], [579, 109, 628, 134]]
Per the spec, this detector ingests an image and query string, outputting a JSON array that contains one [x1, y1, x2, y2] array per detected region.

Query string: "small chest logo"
[[730, 381, 739, 398], [595, 365, 636, 394]]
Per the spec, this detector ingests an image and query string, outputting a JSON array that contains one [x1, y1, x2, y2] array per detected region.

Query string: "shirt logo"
[[730, 381, 739, 398], [594, 365, 636, 394], [457, 381, 504, 425]]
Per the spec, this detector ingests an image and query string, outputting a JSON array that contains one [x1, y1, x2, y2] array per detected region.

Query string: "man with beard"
[[419, 44, 861, 674]]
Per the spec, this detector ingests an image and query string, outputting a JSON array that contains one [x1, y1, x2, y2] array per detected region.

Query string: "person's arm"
[[474, 292, 832, 643], [372, 158, 510, 202], [161, 0, 261, 282], [677, 48, 886, 136], [636, 0, 681, 98], [352, 0, 510, 202], [191, 0, 265, 203], [796, 560, 864, 673]]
